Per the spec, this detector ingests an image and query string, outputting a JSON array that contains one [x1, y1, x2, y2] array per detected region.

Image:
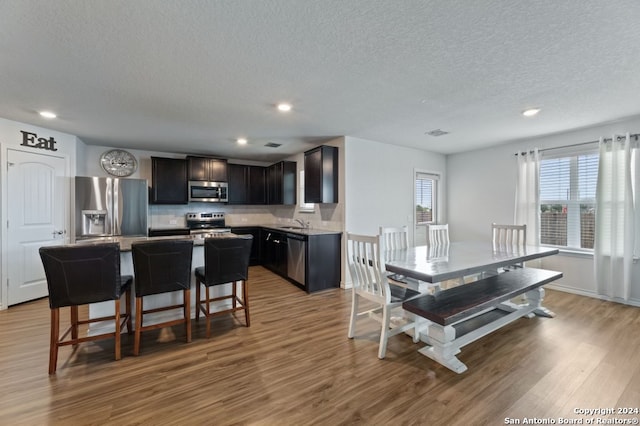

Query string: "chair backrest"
[[428, 224, 450, 246], [347, 233, 390, 303], [39, 243, 122, 309], [131, 239, 194, 297], [379, 226, 409, 252], [491, 223, 527, 247], [203, 236, 253, 286]]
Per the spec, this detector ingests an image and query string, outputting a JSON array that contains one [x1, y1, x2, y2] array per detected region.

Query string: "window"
[[298, 170, 315, 212], [415, 171, 438, 224], [539, 150, 598, 250]]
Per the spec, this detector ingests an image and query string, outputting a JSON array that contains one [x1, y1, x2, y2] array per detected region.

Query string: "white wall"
[[0, 117, 79, 310], [447, 116, 640, 304], [344, 136, 447, 244], [342, 136, 446, 289]]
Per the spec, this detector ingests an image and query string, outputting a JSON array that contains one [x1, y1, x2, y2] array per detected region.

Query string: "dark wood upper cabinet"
[[227, 163, 248, 204], [247, 165, 267, 204], [228, 164, 266, 205], [150, 157, 188, 204], [304, 145, 338, 203], [267, 161, 296, 205], [187, 156, 228, 181]]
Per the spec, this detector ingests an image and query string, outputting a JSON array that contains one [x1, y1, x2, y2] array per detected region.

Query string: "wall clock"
[[99, 149, 138, 177]]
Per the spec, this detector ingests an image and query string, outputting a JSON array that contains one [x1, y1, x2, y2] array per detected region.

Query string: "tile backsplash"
[[149, 204, 342, 230]]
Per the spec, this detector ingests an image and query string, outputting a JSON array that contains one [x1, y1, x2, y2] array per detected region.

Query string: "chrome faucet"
[[294, 219, 309, 229]]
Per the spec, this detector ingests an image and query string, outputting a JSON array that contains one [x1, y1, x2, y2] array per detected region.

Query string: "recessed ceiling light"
[[522, 108, 541, 117], [39, 111, 57, 119], [237, 138, 248, 145], [425, 129, 449, 137], [277, 103, 292, 112]]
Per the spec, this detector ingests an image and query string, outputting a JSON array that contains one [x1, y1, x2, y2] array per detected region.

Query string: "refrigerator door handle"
[[112, 178, 120, 236]]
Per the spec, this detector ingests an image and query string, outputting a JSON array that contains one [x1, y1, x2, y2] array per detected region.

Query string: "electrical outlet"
[[169, 219, 177, 225]]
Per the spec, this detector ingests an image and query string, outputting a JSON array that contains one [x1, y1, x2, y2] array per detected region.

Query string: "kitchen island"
[[79, 224, 342, 333]]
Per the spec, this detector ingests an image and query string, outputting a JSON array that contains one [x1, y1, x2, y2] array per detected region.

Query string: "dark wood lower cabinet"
[[305, 233, 341, 293], [258, 227, 341, 293], [261, 229, 288, 277], [230, 227, 261, 265]]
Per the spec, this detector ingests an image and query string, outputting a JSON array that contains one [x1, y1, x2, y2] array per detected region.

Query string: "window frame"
[[414, 170, 439, 226], [539, 146, 599, 253]]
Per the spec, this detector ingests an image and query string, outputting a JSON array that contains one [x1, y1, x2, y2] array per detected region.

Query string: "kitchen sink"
[[278, 226, 306, 230]]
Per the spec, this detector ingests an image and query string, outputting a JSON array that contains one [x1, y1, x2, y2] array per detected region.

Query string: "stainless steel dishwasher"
[[287, 233, 306, 286]]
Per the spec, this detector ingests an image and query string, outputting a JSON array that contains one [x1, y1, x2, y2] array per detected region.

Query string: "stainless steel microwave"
[[188, 181, 228, 203]]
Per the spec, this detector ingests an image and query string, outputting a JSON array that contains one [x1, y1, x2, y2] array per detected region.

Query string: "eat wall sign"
[[19, 130, 58, 152]]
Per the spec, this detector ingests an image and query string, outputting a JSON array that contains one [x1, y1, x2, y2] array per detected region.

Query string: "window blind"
[[415, 172, 439, 224], [539, 152, 598, 250]]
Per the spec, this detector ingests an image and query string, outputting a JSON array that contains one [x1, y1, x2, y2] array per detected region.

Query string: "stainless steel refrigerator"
[[74, 176, 148, 240]]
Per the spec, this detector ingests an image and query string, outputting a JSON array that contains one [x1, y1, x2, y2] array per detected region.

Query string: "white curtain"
[[514, 149, 540, 245], [594, 133, 635, 300]]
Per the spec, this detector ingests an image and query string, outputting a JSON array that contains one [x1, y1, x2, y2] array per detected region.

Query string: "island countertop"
[[73, 224, 341, 252], [73, 233, 244, 251]]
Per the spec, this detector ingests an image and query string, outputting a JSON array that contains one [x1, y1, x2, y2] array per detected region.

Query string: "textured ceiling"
[[2, 0, 640, 161]]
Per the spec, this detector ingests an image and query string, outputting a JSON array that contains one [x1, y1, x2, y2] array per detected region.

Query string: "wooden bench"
[[402, 267, 563, 373]]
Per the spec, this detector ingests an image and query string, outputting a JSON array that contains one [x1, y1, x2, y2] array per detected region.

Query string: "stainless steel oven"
[[188, 181, 228, 203], [186, 212, 231, 238]]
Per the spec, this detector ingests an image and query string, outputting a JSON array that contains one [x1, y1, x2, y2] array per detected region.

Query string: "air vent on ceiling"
[[425, 129, 449, 137], [265, 142, 282, 148]]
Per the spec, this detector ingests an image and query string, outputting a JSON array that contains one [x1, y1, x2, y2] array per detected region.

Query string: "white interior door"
[[7, 149, 68, 306]]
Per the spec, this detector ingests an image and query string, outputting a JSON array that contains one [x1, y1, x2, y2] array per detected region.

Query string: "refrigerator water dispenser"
[[81, 209, 107, 237]]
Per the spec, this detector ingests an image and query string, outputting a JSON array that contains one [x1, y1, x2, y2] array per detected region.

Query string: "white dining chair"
[[347, 232, 423, 359], [379, 225, 409, 252], [491, 223, 527, 273], [492, 223, 527, 248], [379, 225, 413, 284], [427, 224, 466, 287], [428, 224, 450, 246]]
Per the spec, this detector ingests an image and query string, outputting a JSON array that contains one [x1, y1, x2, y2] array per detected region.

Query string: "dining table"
[[384, 241, 560, 318], [383, 241, 562, 373], [384, 241, 559, 285]]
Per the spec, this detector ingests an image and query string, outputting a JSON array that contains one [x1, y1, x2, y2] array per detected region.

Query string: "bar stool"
[[39, 243, 132, 375], [195, 235, 253, 338], [131, 239, 193, 355]]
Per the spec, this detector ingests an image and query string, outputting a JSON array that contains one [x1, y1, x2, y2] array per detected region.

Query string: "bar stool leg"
[[49, 308, 60, 375], [134, 297, 143, 356], [205, 286, 212, 338], [243, 280, 250, 327], [125, 288, 133, 334], [114, 299, 121, 361], [232, 281, 237, 309], [70, 305, 79, 345], [184, 288, 191, 343], [195, 279, 201, 321]]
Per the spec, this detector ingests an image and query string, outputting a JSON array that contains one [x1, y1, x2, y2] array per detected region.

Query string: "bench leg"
[[528, 287, 555, 318], [347, 291, 359, 339], [418, 324, 467, 374]]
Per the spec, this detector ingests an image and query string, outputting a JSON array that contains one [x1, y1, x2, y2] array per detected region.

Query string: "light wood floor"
[[1, 266, 639, 425]]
